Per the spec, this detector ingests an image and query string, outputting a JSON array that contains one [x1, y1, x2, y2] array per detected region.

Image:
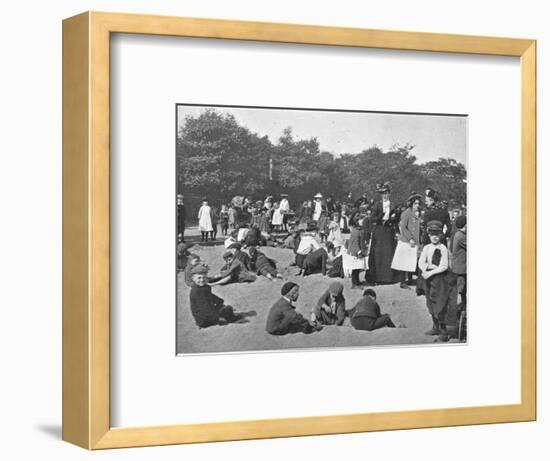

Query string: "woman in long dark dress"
[[370, 183, 398, 284]]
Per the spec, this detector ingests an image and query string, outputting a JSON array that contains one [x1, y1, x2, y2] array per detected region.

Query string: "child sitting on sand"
[[348, 289, 397, 331], [189, 265, 243, 328]]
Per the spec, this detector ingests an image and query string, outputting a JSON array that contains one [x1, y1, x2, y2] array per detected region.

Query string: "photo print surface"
[[176, 104, 468, 354]]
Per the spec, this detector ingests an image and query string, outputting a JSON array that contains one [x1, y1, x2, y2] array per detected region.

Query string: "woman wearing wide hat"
[[369, 182, 399, 284]]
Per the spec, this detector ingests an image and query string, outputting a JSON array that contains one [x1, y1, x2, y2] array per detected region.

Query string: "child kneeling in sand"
[[311, 281, 346, 326]]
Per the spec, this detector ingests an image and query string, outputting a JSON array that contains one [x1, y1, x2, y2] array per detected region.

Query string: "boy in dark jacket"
[[188, 265, 241, 328], [348, 289, 396, 331], [266, 282, 322, 335]]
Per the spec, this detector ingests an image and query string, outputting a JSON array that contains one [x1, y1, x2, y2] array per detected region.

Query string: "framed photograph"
[[62, 11, 536, 449]]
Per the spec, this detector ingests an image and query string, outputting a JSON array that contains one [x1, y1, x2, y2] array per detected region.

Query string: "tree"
[[421, 157, 467, 206], [177, 110, 272, 204], [177, 109, 467, 217]]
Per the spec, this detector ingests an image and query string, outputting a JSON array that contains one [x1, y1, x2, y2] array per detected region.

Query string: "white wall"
[[0, 0, 546, 459]]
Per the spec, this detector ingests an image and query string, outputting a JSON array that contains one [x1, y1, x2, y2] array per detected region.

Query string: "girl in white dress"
[[198, 199, 213, 242], [271, 202, 283, 231]]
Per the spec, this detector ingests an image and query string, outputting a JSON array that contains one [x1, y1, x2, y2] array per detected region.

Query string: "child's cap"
[[190, 264, 208, 275], [427, 220, 443, 235], [222, 251, 233, 259]]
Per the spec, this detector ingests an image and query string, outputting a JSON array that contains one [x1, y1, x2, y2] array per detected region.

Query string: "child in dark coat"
[[266, 282, 322, 335], [418, 220, 451, 342], [188, 265, 241, 328], [248, 247, 282, 280], [349, 289, 396, 331]]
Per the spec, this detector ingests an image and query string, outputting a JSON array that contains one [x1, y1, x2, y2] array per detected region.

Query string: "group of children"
[[182, 188, 467, 343], [186, 260, 399, 335]]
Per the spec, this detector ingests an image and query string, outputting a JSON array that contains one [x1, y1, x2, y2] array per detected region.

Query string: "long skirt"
[[371, 226, 397, 283]]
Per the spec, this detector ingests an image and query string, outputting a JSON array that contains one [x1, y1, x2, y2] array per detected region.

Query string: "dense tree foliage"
[[177, 110, 467, 212]]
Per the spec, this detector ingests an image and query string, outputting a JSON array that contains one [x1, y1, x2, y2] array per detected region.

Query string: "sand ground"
[[177, 226, 459, 354]]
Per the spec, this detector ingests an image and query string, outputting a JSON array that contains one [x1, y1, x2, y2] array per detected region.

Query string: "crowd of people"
[[177, 183, 467, 343]]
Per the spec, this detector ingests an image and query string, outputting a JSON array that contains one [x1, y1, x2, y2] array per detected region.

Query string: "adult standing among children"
[[177, 194, 186, 242], [325, 195, 335, 215], [391, 192, 422, 289], [312, 193, 324, 221], [422, 188, 451, 246], [198, 198, 214, 242], [298, 200, 313, 228], [370, 182, 398, 284], [279, 193, 290, 231]]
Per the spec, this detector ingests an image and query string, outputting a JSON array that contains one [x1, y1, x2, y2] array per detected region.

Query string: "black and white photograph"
[[176, 104, 467, 354]]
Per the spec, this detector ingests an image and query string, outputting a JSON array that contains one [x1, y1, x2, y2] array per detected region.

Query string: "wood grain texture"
[[91, 11, 533, 56], [62, 11, 91, 449], [520, 42, 537, 420], [61, 11, 537, 450]]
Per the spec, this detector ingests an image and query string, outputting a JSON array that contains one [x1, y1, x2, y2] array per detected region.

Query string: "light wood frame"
[[62, 11, 537, 449]]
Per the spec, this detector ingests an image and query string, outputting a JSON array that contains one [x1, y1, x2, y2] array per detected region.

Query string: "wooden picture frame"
[[62, 11, 536, 449]]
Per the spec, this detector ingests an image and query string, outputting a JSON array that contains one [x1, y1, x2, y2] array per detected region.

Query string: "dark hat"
[[425, 188, 438, 200], [188, 253, 200, 260], [455, 215, 467, 229], [328, 282, 344, 296], [427, 220, 443, 234], [376, 182, 391, 193], [407, 192, 422, 205], [281, 281, 298, 296], [190, 264, 208, 275], [222, 250, 233, 259], [363, 288, 377, 298], [227, 243, 241, 250]]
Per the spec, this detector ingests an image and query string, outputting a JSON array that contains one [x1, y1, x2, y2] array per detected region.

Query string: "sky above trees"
[[176, 108, 467, 210], [177, 105, 468, 166]]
